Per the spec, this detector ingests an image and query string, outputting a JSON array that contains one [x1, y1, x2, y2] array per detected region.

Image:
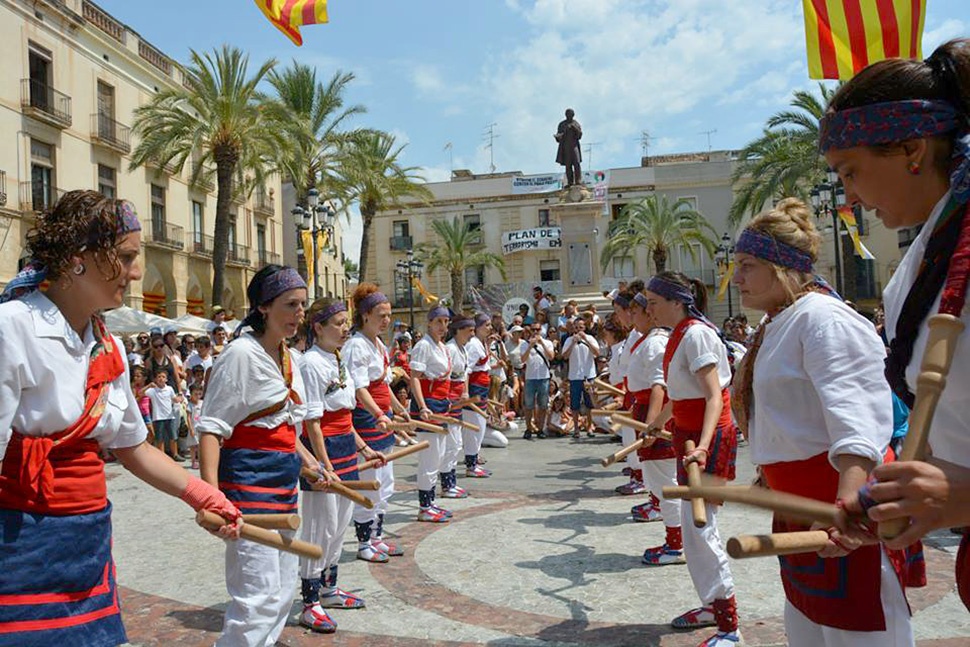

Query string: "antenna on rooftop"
[[638, 130, 652, 159], [700, 128, 717, 152], [583, 142, 602, 170], [443, 142, 453, 174], [482, 123, 499, 173]]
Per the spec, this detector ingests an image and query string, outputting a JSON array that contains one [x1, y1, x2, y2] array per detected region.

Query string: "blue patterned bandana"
[[735, 228, 814, 273], [819, 99, 970, 202]]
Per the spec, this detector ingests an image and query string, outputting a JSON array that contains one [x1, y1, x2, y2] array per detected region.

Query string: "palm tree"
[[130, 45, 294, 307], [419, 216, 507, 309], [268, 62, 365, 203], [340, 131, 433, 281], [601, 194, 718, 274], [728, 83, 837, 226]]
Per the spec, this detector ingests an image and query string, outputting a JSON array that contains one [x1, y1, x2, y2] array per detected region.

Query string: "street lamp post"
[[810, 169, 847, 295], [716, 232, 735, 318], [292, 188, 337, 299], [395, 250, 423, 330]]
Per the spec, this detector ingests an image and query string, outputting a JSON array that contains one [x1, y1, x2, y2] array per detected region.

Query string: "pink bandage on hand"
[[180, 476, 241, 524]]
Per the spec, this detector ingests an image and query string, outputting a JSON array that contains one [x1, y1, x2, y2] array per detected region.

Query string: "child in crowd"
[[131, 365, 154, 445], [547, 391, 573, 436], [184, 383, 203, 469], [145, 370, 183, 461]]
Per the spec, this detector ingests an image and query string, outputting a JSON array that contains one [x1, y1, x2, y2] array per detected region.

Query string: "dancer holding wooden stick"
[[644, 272, 740, 647], [196, 265, 316, 647], [410, 305, 455, 522], [441, 316, 475, 498], [296, 297, 386, 632], [343, 284, 407, 563], [602, 307, 643, 495], [0, 194, 239, 647], [730, 200, 918, 645], [463, 313, 493, 477], [819, 41, 970, 614]]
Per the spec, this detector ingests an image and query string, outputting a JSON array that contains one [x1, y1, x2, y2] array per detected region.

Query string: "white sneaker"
[[699, 630, 743, 646]]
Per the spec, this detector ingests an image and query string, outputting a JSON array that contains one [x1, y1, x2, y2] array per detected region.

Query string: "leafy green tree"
[[419, 216, 507, 310], [130, 46, 294, 307], [601, 194, 718, 274], [728, 83, 837, 226]]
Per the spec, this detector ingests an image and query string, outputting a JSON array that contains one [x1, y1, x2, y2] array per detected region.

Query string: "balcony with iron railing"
[[148, 217, 184, 250], [257, 250, 281, 268], [91, 113, 131, 154], [21, 79, 72, 128], [254, 189, 275, 215], [190, 232, 213, 257], [19, 181, 64, 213], [0, 170, 6, 208], [82, 1, 126, 43], [228, 244, 251, 266], [390, 235, 412, 251]]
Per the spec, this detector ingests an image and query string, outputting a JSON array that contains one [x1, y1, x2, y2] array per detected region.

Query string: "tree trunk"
[[357, 201, 374, 283], [651, 247, 667, 274], [451, 269, 464, 313], [210, 146, 237, 308]]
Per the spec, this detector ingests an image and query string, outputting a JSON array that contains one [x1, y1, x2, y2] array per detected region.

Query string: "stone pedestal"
[[549, 189, 607, 297]]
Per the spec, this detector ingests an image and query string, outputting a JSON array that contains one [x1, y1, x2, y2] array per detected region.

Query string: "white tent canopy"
[[174, 313, 215, 333], [102, 307, 206, 335]]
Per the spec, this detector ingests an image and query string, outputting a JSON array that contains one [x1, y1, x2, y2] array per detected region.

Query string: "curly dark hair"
[[25, 190, 124, 281]]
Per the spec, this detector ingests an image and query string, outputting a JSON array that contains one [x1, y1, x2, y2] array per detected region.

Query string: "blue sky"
[[97, 0, 968, 259]]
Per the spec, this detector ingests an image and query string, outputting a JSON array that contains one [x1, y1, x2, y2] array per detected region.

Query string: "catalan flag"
[[717, 260, 735, 302], [803, 0, 926, 80], [837, 206, 876, 260], [255, 0, 328, 47]]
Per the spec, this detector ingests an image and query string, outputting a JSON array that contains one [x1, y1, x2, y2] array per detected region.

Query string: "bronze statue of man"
[[555, 108, 582, 186]]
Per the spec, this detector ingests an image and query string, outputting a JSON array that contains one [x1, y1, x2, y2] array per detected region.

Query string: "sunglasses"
[[152, 343, 164, 349]]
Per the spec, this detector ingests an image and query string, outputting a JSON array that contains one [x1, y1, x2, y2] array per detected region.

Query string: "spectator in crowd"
[[210, 325, 227, 356], [518, 303, 534, 325], [533, 285, 552, 323], [392, 319, 409, 344], [145, 335, 178, 395], [145, 369, 183, 461], [188, 365, 206, 392], [162, 327, 186, 388], [392, 334, 412, 376], [736, 312, 753, 338], [505, 325, 526, 415], [135, 331, 151, 357], [560, 316, 599, 437], [184, 383, 203, 469], [185, 335, 214, 379], [179, 334, 196, 362], [131, 365, 154, 444], [522, 323, 555, 439], [124, 336, 143, 368], [210, 305, 227, 330], [546, 383, 573, 436]]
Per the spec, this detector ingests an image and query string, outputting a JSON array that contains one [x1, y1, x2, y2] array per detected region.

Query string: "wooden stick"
[[428, 413, 477, 431], [386, 421, 416, 432], [465, 403, 487, 417], [487, 398, 503, 407], [609, 422, 623, 434], [880, 314, 965, 541], [594, 378, 624, 396], [590, 408, 631, 417], [299, 468, 374, 508], [337, 480, 380, 491], [663, 482, 839, 527], [240, 513, 301, 531], [601, 438, 645, 467], [409, 419, 449, 434], [727, 531, 831, 559], [196, 510, 322, 559], [357, 440, 430, 471], [610, 414, 673, 441], [684, 440, 707, 528]]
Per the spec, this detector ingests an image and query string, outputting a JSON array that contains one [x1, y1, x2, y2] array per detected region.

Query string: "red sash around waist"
[[469, 370, 490, 388], [449, 379, 465, 400], [630, 388, 651, 406], [317, 409, 353, 438], [223, 422, 296, 453], [671, 389, 732, 432], [419, 378, 451, 400], [367, 379, 392, 410]]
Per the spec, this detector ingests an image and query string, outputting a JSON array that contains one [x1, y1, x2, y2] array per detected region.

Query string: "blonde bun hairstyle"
[[746, 197, 821, 303]]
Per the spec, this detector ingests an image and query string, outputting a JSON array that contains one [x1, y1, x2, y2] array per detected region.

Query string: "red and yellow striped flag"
[[255, 0, 329, 47], [803, 0, 926, 80]]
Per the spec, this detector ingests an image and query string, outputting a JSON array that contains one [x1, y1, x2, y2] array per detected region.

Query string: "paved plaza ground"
[[108, 431, 970, 647]]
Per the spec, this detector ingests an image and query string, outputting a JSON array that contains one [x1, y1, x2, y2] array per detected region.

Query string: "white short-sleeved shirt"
[[626, 328, 669, 392], [447, 339, 469, 381], [465, 337, 490, 376], [343, 332, 390, 389], [884, 191, 970, 469], [524, 338, 554, 381], [0, 292, 148, 460], [300, 345, 358, 420], [410, 336, 451, 380], [196, 332, 307, 438], [184, 351, 213, 374], [563, 333, 599, 380], [607, 342, 624, 386], [506, 338, 527, 370], [145, 384, 176, 421], [749, 293, 890, 467], [612, 329, 642, 387], [665, 323, 732, 401]]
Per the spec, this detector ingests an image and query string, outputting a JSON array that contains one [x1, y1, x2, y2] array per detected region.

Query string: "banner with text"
[[501, 227, 562, 255], [510, 174, 563, 195]]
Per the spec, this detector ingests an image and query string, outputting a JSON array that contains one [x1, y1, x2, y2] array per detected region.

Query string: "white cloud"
[[922, 18, 966, 53], [411, 64, 446, 95]]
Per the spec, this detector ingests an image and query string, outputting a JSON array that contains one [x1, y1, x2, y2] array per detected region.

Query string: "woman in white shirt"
[[442, 317, 475, 497], [609, 282, 647, 497], [197, 265, 318, 647], [731, 199, 915, 646], [644, 272, 740, 647], [0, 192, 237, 647], [410, 305, 455, 522], [820, 40, 970, 613], [296, 297, 385, 633], [463, 314, 493, 478], [343, 284, 409, 563]]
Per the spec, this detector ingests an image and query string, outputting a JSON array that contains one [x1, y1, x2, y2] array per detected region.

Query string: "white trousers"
[[620, 427, 642, 472], [299, 490, 353, 578], [483, 425, 509, 448], [416, 431, 447, 491], [785, 552, 914, 647], [461, 409, 486, 459], [351, 462, 395, 526], [441, 422, 464, 472], [642, 459, 680, 528], [217, 533, 298, 647], [682, 500, 735, 604]]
